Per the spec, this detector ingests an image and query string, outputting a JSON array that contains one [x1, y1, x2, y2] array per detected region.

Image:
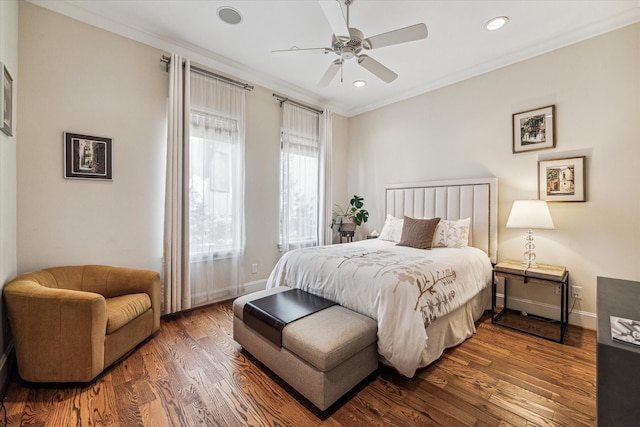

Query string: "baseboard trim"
[[190, 279, 268, 307], [242, 279, 267, 294], [0, 342, 15, 401], [495, 293, 597, 330]]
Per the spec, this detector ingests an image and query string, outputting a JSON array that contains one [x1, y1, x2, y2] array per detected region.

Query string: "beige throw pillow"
[[432, 217, 471, 248]]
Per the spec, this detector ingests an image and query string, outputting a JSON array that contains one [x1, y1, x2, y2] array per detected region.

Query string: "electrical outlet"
[[554, 285, 561, 295], [571, 285, 583, 299], [251, 264, 258, 274]]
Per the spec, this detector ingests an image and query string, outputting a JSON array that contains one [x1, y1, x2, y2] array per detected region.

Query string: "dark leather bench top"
[[243, 289, 337, 346]]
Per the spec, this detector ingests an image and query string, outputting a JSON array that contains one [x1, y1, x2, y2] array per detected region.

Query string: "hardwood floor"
[[1, 301, 596, 426]]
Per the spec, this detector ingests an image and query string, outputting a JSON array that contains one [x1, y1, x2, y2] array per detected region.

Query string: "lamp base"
[[521, 230, 538, 268]]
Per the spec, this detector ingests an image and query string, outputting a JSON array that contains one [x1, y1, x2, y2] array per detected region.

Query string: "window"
[[189, 73, 245, 259], [280, 104, 320, 251]]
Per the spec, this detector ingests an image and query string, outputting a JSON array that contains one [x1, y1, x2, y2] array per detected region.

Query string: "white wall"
[[349, 23, 640, 329], [17, 2, 349, 294], [18, 2, 168, 273], [0, 0, 18, 392], [330, 110, 351, 242]]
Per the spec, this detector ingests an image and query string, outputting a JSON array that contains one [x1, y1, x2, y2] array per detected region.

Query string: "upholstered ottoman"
[[233, 286, 378, 413]]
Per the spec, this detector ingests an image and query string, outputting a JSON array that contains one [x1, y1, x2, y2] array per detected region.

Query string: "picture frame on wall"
[[538, 156, 585, 202], [513, 105, 555, 153], [64, 132, 113, 180], [1, 62, 13, 137]]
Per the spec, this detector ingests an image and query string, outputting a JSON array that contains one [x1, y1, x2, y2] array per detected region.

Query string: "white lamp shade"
[[506, 200, 555, 229]]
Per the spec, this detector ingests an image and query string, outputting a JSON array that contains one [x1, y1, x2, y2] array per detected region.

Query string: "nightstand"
[[492, 259, 569, 343]]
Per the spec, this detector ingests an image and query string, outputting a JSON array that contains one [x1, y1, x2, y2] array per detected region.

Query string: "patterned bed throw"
[[266, 239, 492, 377]]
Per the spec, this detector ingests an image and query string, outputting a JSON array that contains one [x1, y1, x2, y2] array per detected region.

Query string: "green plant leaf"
[[336, 195, 368, 227]]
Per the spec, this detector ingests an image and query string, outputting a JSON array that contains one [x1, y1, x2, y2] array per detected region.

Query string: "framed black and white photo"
[[538, 156, 585, 202], [64, 132, 113, 180], [513, 105, 555, 153], [0, 62, 13, 137]]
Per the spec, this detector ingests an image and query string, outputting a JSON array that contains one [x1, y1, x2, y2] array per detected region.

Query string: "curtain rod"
[[161, 55, 254, 91], [273, 93, 323, 115]]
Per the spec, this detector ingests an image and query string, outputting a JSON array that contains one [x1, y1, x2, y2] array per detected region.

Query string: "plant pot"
[[339, 220, 356, 232]]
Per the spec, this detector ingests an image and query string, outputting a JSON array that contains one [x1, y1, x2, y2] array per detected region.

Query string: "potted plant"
[[332, 195, 369, 232]]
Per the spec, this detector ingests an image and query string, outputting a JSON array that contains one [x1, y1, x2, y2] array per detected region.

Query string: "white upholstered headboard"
[[385, 177, 498, 263]]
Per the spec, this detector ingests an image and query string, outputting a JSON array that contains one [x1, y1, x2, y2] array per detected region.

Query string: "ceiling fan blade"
[[319, 60, 341, 87], [357, 55, 398, 83], [319, 0, 349, 38], [366, 23, 428, 49], [272, 47, 333, 56]]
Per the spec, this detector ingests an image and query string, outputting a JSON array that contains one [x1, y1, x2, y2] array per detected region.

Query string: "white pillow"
[[432, 217, 471, 248], [378, 214, 404, 243]]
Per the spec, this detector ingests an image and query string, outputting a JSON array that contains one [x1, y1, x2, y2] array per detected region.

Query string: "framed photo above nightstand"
[[539, 156, 585, 202], [512, 105, 555, 153]]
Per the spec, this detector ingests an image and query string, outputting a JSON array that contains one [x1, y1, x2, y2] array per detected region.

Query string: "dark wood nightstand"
[[492, 259, 569, 343]]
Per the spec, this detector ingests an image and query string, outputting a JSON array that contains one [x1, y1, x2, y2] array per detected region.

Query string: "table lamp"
[[506, 200, 554, 267]]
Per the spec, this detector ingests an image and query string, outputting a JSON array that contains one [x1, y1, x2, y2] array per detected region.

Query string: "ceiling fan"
[[272, 0, 428, 86]]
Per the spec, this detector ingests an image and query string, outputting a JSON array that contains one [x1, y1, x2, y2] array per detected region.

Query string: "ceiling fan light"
[[485, 16, 509, 31], [217, 6, 243, 25], [353, 80, 366, 88]]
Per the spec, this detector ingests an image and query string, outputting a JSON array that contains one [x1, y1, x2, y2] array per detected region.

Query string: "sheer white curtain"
[[280, 103, 321, 252], [188, 72, 246, 306], [163, 54, 191, 314]]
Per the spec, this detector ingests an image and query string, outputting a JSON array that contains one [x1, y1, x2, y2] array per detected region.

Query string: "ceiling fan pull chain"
[[340, 61, 344, 83]]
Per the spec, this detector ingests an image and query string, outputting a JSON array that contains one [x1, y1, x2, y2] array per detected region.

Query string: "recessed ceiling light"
[[217, 6, 242, 25], [353, 80, 366, 88], [485, 16, 509, 31]]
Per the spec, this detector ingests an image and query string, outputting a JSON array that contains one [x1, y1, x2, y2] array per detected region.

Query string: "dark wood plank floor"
[[1, 301, 596, 426]]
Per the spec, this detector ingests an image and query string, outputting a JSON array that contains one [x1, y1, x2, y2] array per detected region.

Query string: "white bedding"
[[266, 239, 493, 377]]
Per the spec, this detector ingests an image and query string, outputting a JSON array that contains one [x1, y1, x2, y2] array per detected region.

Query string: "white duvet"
[[265, 239, 492, 377]]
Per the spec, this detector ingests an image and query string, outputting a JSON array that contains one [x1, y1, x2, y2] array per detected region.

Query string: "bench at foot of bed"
[[232, 286, 378, 414]]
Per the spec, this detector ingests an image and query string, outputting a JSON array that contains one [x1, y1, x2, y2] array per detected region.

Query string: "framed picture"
[[0, 62, 13, 137], [64, 132, 113, 180], [513, 105, 555, 153], [538, 156, 585, 202]]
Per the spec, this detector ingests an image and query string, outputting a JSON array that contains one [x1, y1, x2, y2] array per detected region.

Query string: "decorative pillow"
[[397, 217, 441, 250], [432, 218, 471, 248], [378, 214, 404, 242]]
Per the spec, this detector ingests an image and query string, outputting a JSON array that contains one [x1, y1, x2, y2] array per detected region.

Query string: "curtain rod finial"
[[161, 55, 171, 72]]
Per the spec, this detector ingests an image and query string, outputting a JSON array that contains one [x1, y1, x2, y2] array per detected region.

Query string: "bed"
[[266, 177, 498, 377]]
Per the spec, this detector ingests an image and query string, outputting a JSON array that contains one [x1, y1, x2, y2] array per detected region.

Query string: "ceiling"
[[32, 0, 640, 117]]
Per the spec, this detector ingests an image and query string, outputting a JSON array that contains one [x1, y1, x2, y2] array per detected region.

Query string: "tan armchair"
[[4, 265, 160, 383]]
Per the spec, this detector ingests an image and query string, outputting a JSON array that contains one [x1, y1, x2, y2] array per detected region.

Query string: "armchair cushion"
[[106, 293, 151, 334]]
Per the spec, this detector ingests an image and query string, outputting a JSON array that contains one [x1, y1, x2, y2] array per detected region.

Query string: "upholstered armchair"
[[4, 265, 160, 383]]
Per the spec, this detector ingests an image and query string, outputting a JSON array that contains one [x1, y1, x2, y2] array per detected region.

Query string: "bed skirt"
[[382, 286, 490, 370]]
